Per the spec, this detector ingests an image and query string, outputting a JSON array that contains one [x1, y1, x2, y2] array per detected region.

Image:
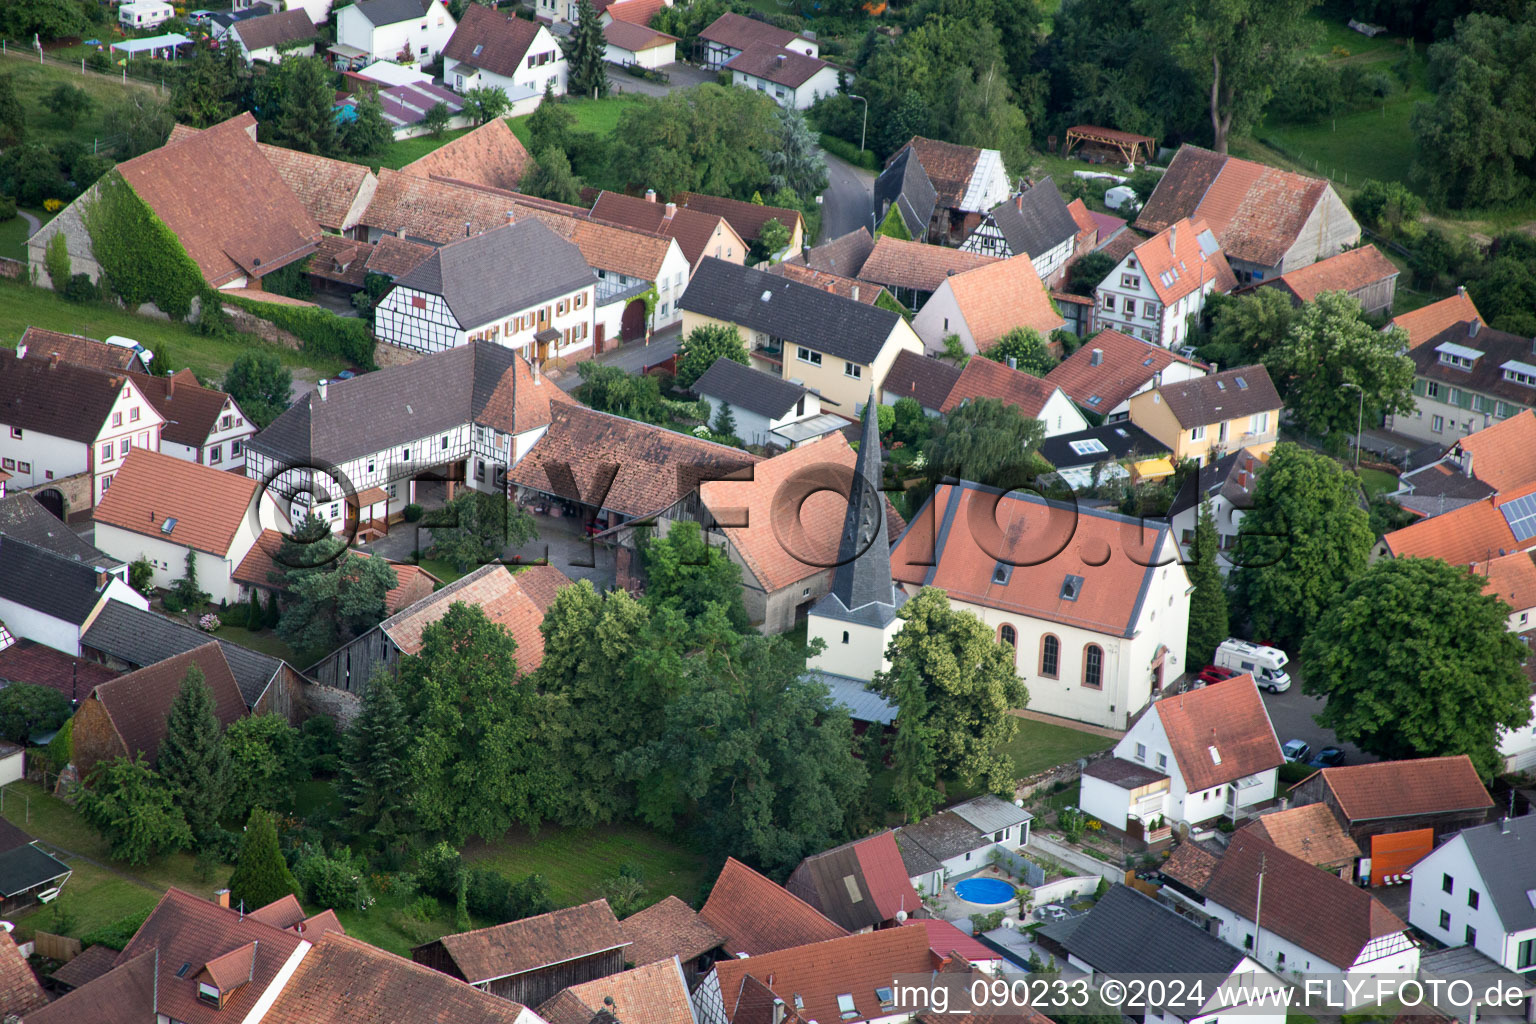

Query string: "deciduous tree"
[[1204, 286, 1295, 366], [639, 521, 750, 631], [0, 683, 71, 745], [922, 397, 1047, 494], [986, 328, 1056, 376], [425, 492, 537, 572], [522, 147, 584, 205], [463, 85, 511, 125], [157, 665, 232, 845], [223, 350, 293, 428], [1304, 557, 1532, 778], [79, 756, 192, 865], [223, 715, 300, 822], [339, 90, 394, 157], [675, 323, 748, 390]]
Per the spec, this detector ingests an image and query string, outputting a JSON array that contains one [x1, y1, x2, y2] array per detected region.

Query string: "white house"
[[1168, 446, 1267, 574], [0, 539, 147, 657], [246, 343, 577, 526], [893, 795, 1033, 897], [0, 348, 166, 510], [1408, 815, 1536, 974], [890, 482, 1192, 730], [226, 7, 316, 63], [532, 212, 692, 337], [938, 356, 1089, 438], [374, 219, 596, 361], [93, 450, 287, 606], [603, 20, 678, 70], [1045, 328, 1209, 423], [336, 0, 455, 64], [127, 371, 255, 474], [698, 12, 817, 69], [1095, 218, 1238, 349], [233, 0, 332, 22], [912, 255, 1066, 358], [724, 44, 839, 110], [692, 358, 840, 449], [442, 3, 565, 114], [1081, 676, 1283, 839]]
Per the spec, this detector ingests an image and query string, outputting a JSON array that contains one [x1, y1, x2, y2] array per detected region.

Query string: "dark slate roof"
[[1157, 365, 1281, 428], [1063, 884, 1247, 976], [874, 147, 937, 239], [0, 349, 128, 444], [1038, 422, 1168, 472], [1169, 445, 1258, 519], [693, 357, 808, 419], [881, 350, 961, 411], [789, 227, 874, 278], [394, 219, 594, 330], [1408, 319, 1536, 410], [980, 179, 1079, 259], [0, 494, 119, 571], [80, 600, 283, 709], [680, 258, 903, 366], [1456, 814, 1536, 933], [0, 842, 70, 898], [0, 537, 107, 626], [894, 810, 988, 863], [812, 396, 905, 627], [352, 0, 429, 26]]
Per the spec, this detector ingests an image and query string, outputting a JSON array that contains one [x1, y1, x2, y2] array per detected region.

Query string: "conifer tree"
[[157, 665, 231, 845], [889, 666, 942, 822], [227, 807, 299, 911], [563, 0, 610, 99], [339, 674, 414, 849], [710, 401, 737, 439], [1185, 498, 1229, 666]]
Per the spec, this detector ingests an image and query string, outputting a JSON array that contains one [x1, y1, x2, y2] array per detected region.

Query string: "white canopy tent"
[[109, 33, 191, 59]]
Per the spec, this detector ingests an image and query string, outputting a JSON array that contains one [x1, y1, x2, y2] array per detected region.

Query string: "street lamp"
[[848, 94, 868, 155], [1342, 382, 1364, 472]]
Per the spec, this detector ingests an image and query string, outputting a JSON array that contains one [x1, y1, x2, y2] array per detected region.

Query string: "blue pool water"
[[954, 877, 1016, 905]]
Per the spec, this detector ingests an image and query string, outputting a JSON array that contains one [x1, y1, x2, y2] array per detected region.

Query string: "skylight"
[[1069, 438, 1109, 456], [1088, 395, 1103, 406], [1060, 574, 1083, 601], [1235, 376, 1248, 389], [1208, 745, 1222, 765], [843, 875, 863, 903], [761, 290, 773, 302], [876, 988, 894, 1008], [472, 43, 483, 56], [838, 994, 858, 1020], [161, 517, 178, 535]]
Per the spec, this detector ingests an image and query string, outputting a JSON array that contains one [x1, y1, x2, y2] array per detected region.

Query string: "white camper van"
[[119, 1, 175, 30], [1214, 638, 1291, 693], [105, 335, 155, 367]]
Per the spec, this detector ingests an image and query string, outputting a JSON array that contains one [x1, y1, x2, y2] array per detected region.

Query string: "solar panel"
[[1503, 494, 1536, 542]]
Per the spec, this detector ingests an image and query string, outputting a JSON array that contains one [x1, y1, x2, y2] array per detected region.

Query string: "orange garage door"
[[1370, 829, 1434, 887]]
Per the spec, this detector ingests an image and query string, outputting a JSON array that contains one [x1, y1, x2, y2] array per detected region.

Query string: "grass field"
[[999, 717, 1116, 778], [0, 211, 43, 263], [214, 623, 304, 665], [1358, 467, 1400, 499], [506, 94, 649, 148], [365, 125, 476, 171], [462, 822, 711, 909], [0, 279, 344, 382], [1259, 90, 1428, 188], [0, 53, 160, 154]]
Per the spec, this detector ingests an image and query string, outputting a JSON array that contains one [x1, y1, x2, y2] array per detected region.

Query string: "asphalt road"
[[1258, 679, 1369, 767], [818, 150, 875, 244]]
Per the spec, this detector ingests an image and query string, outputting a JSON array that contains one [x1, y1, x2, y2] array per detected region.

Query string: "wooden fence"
[[34, 931, 81, 962]]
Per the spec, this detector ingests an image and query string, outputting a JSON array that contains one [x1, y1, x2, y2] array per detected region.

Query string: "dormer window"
[[992, 563, 1012, 585], [1502, 359, 1536, 387], [1438, 342, 1483, 370], [198, 982, 221, 1006], [1060, 574, 1083, 601], [1209, 745, 1222, 765]]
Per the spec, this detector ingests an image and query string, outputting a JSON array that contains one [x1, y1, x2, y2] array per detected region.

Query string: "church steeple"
[[824, 391, 899, 623]]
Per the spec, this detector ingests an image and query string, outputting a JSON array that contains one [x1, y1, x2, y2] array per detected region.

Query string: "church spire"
[[827, 391, 897, 618]]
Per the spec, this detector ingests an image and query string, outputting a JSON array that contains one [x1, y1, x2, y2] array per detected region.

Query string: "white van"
[[1214, 638, 1291, 693], [119, 1, 175, 30], [105, 335, 155, 366]]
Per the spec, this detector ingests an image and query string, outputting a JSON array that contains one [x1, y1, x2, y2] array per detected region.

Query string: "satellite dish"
[[1002, 917, 1017, 929], [895, 910, 908, 923]]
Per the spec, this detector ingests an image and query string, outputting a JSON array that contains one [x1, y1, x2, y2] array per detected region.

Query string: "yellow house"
[[680, 257, 924, 416], [1128, 365, 1282, 466]]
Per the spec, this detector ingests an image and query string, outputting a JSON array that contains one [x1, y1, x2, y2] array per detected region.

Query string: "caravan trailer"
[[119, 1, 175, 29]]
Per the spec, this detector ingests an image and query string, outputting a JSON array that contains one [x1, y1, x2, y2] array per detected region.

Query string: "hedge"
[[818, 133, 878, 172], [82, 171, 205, 321], [225, 295, 376, 369]]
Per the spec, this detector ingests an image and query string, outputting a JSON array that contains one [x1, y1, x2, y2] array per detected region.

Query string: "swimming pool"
[[954, 877, 1016, 906]]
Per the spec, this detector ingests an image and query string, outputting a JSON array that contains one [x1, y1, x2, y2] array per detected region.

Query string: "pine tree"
[[888, 664, 943, 822], [339, 673, 414, 849], [710, 401, 737, 439], [265, 589, 281, 629], [1185, 498, 1230, 666], [246, 589, 263, 630], [227, 807, 299, 911], [563, 0, 610, 99], [157, 665, 232, 846]]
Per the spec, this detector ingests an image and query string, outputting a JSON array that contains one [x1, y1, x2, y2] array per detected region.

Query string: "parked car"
[[1282, 739, 1311, 763], [1035, 904, 1069, 922], [188, 9, 215, 22], [1308, 747, 1346, 768], [1214, 638, 1292, 693], [1195, 665, 1240, 685], [335, 369, 358, 380]]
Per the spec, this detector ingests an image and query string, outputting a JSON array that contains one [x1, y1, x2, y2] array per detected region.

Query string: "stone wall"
[[24, 471, 93, 517], [0, 257, 24, 280], [222, 303, 303, 351], [373, 340, 426, 369], [297, 678, 363, 729]]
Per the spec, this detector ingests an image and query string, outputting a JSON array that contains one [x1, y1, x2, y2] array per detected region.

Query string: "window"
[[1121, 274, 1141, 289], [1135, 742, 1147, 761], [1083, 645, 1103, 687], [1124, 299, 1137, 316], [1039, 634, 1059, 677], [441, 435, 450, 450], [1157, 752, 1167, 770], [16, 461, 28, 474], [1276, 952, 1285, 966], [1432, 415, 1445, 433], [220, 415, 232, 429], [8, 428, 19, 439], [102, 474, 113, 492], [402, 447, 411, 461], [1466, 926, 1477, 946], [797, 347, 822, 366], [841, 631, 850, 644], [1243, 934, 1254, 950], [999, 624, 1016, 646], [1426, 381, 1441, 399], [1189, 425, 1206, 442], [1518, 938, 1536, 970], [1249, 411, 1269, 434], [2, 459, 13, 471], [837, 994, 857, 1020], [130, 407, 140, 422], [101, 442, 113, 461], [1439, 910, 1451, 931], [121, 437, 131, 453], [231, 440, 242, 457], [845, 362, 862, 379], [1069, 438, 1108, 456], [476, 460, 486, 481], [330, 503, 340, 519], [1467, 889, 1479, 909], [112, 411, 122, 427], [1102, 295, 1116, 311], [1442, 874, 1454, 894], [208, 445, 222, 464]]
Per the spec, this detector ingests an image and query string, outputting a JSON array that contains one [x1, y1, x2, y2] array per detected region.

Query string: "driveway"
[[819, 150, 875, 243], [608, 61, 718, 98], [1259, 681, 1370, 768], [550, 324, 683, 393]]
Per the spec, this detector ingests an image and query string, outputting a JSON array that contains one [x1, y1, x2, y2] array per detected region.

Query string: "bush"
[[295, 843, 373, 911], [0, 196, 15, 223], [299, 715, 341, 776], [45, 717, 72, 772], [80, 909, 153, 951], [62, 272, 98, 303], [817, 133, 878, 171], [402, 503, 424, 523], [402, 894, 440, 923], [86, 50, 111, 72], [466, 867, 513, 921], [416, 841, 463, 900], [223, 295, 376, 368]]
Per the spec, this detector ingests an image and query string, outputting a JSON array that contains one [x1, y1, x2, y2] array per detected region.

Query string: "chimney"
[[1168, 223, 1178, 254], [465, 221, 472, 237], [1007, 356, 1017, 370], [1090, 348, 1103, 367], [14, 344, 24, 360], [1209, 362, 1218, 374], [167, 373, 175, 398], [95, 568, 108, 591], [664, 201, 677, 221], [645, 189, 657, 203], [531, 359, 541, 383], [506, 209, 516, 225], [215, 889, 231, 908], [851, 285, 859, 301], [1458, 284, 1467, 297], [773, 1000, 787, 1024], [1016, 193, 1024, 212], [1470, 318, 1481, 338], [317, 379, 329, 401], [1500, 817, 1511, 835], [1153, 370, 1162, 387], [775, 53, 786, 67], [48, 352, 59, 369]]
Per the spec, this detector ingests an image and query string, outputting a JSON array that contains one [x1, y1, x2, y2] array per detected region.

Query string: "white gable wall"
[[338, 0, 455, 62]]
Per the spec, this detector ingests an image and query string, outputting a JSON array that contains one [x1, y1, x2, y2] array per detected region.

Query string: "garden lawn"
[[0, 213, 39, 263], [0, 56, 157, 155], [998, 717, 1115, 779], [9, 860, 161, 944], [363, 126, 475, 171], [1358, 467, 1399, 499], [1259, 87, 1428, 189], [0, 280, 346, 382], [506, 94, 649, 148], [413, 557, 466, 585], [461, 822, 710, 910], [214, 624, 304, 666]]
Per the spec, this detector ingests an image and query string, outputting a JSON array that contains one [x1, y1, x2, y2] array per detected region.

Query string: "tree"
[[1264, 290, 1415, 444], [339, 673, 415, 848], [1229, 443, 1372, 647], [609, 85, 778, 199], [170, 550, 209, 610], [639, 521, 750, 631], [887, 659, 943, 822], [421, 100, 453, 138], [576, 362, 668, 422], [0, 683, 71, 745], [1185, 498, 1229, 666], [223, 350, 293, 428], [563, 0, 610, 99], [0, 0, 88, 41], [1303, 557, 1532, 778], [223, 715, 300, 822], [43, 84, 91, 129], [277, 553, 399, 653], [1204, 287, 1295, 366], [463, 86, 510, 125], [129, 557, 155, 597], [79, 756, 192, 865], [922, 397, 1047, 494], [1066, 251, 1116, 296], [226, 807, 300, 910], [986, 328, 1056, 376], [157, 665, 232, 845], [101, 94, 173, 159], [0, 74, 25, 147], [522, 147, 584, 206], [710, 401, 738, 440], [527, 81, 574, 154], [43, 231, 70, 293], [675, 323, 748, 390], [400, 602, 558, 843], [764, 106, 827, 201], [338, 90, 394, 157], [171, 37, 242, 128], [1141, 0, 1319, 154], [872, 588, 1028, 795], [260, 57, 339, 156], [425, 492, 538, 572], [755, 218, 793, 261]]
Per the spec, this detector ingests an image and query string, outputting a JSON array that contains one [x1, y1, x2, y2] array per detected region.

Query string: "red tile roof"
[[1154, 675, 1283, 791], [714, 927, 933, 1024], [882, 349, 962, 410], [766, 261, 886, 303], [247, 893, 306, 929], [902, 918, 1002, 966], [537, 957, 694, 1024], [1389, 289, 1483, 350], [787, 831, 924, 931], [0, 348, 148, 445], [898, 137, 985, 210], [309, 235, 371, 288], [1045, 328, 1205, 412], [444, 3, 546, 79], [724, 42, 829, 88], [943, 255, 1065, 347], [0, 638, 118, 700], [88, 643, 247, 766], [1240, 803, 1361, 867], [25, 949, 157, 1024], [679, 192, 803, 244], [362, 168, 526, 245], [381, 563, 569, 675], [699, 857, 847, 956], [1267, 244, 1399, 304], [231, 530, 440, 615], [620, 895, 724, 967], [1314, 755, 1493, 822], [1479, 549, 1536, 613], [1382, 497, 1521, 564], [603, 0, 667, 25], [1204, 831, 1407, 969], [859, 236, 997, 293], [589, 190, 744, 268], [0, 930, 46, 1017], [1066, 197, 1097, 246], [1160, 840, 1220, 892], [698, 12, 803, 52], [119, 114, 322, 288], [892, 483, 1169, 636], [1129, 218, 1237, 306], [1454, 409, 1536, 493], [941, 352, 1064, 418], [421, 899, 626, 986], [231, 7, 316, 52], [17, 328, 142, 372], [400, 117, 533, 193], [93, 448, 261, 558], [126, 369, 246, 451], [698, 434, 903, 594]]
